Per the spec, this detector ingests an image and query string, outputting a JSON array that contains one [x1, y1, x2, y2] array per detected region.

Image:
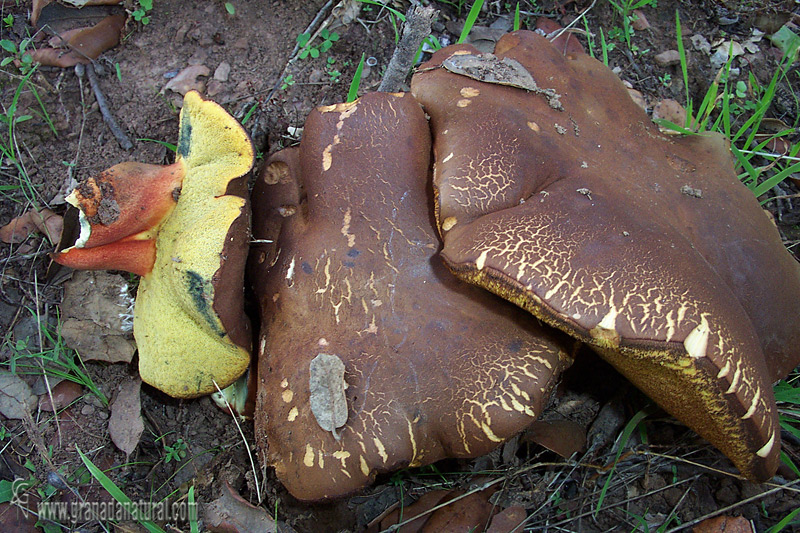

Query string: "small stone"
[[207, 79, 224, 97], [654, 50, 681, 67], [631, 10, 650, 31], [81, 404, 95, 416], [214, 61, 231, 82]]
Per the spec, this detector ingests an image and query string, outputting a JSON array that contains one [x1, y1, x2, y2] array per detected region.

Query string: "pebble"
[[214, 61, 231, 82], [654, 50, 681, 67]]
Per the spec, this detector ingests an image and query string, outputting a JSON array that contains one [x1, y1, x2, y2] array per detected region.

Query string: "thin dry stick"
[[80, 63, 133, 150], [258, 0, 335, 108], [378, 5, 437, 93], [212, 379, 262, 504], [381, 461, 577, 533], [665, 479, 800, 532]]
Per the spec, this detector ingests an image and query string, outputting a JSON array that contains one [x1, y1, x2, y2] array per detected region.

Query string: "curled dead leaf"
[[108, 377, 143, 456], [0, 371, 36, 420], [652, 99, 687, 134], [522, 419, 587, 458], [27, 13, 125, 68], [308, 353, 348, 440], [60, 271, 136, 363], [162, 65, 211, 95], [0, 209, 62, 244], [39, 380, 83, 412]]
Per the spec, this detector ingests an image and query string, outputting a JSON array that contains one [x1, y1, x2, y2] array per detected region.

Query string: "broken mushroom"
[[249, 91, 575, 500], [410, 31, 800, 482], [54, 91, 254, 398]]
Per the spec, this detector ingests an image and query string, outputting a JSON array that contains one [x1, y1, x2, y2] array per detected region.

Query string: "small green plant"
[[659, 72, 671, 87], [326, 56, 341, 82], [660, 11, 800, 201], [77, 446, 168, 533], [1, 38, 35, 74], [297, 28, 340, 60], [132, 0, 153, 25], [224, 2, 235, 15], [6, 317, 108, 406], [2, 14, 13, 29], [607, 0, 656, 53], [280, 74, 295, 90], [163, 438, 188, 463]]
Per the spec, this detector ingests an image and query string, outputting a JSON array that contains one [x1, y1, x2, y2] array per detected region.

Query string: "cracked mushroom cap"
[[249, 92, 575, 501], [54, 91, 254, 398], [410, 30, 800, 482]]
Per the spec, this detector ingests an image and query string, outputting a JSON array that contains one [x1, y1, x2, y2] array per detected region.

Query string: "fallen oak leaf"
[[38, 380, 83, 412], [308, 353, 348, 440], [60, 271, 136, 364], [108, 377, 143, 456], [27, 13, 125, 68], [0, 208, 61, 245], [162, 65, 211, 95], [0, 371, 37, 420], [203, 481, 290, 533]]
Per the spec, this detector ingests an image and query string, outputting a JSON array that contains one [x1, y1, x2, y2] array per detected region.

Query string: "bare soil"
[[1, 1, 799, 532]]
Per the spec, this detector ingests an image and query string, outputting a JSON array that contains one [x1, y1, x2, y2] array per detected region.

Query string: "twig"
[[665, 479, 800, 532], [378, 6, 437, 93], [259, 0, 335, 109], [78, 63, 132, 150], [212, 379, 263, 504]]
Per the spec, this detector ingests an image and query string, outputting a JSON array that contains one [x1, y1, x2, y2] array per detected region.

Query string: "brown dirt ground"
[[1, 1, 799, 532]]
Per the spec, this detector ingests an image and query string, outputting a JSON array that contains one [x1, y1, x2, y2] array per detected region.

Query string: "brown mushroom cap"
[[249, 92, 575, 501], [410, 30, 800, 482]]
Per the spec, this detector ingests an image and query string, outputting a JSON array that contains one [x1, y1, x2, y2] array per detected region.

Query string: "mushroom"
[[54, 91, 254, 398], [249, 92, 575, 500], [410, 30, 800, 482]]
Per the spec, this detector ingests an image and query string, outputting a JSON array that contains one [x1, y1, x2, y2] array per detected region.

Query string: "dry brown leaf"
[[60, 271, 136, 363], [0, 209, 62, 244], [486, 506, 527, 533], [652, 99, 687, 133], [32, 0, 122, 26], [421, 489, 497, 532], [0, 371, 36, 420], [522, 419, 586, 458], [0, 212, 37, 244], [162, 65, 211, 95], [38, 380, 83, 412], [308, 353, 348, 439], [28, 13, 125, 68], [108, 377, 143, 456], [694, 515, 753, 533], [204, 482, 285, 533], [377, 490, 451, 533]]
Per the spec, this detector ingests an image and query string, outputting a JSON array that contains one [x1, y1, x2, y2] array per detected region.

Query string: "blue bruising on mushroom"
[[177, 113, 192, 159], [184, 270, 225, 337]]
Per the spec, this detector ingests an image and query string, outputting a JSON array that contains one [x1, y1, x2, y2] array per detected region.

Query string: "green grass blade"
[[137, 138, 177, 152], [766, 504, 800, 533], [348, 53, 366, 103], [753, 161, 800, 198], [457, 0, 484, 44], [188, 486, 199, 533], [675, 11, 692, 124], [77, 446, 167, 533], [595, 407, 651, 517], [600, 27, 609, 66], [513, 3, 520, 31], [356, 0, 406, 21]]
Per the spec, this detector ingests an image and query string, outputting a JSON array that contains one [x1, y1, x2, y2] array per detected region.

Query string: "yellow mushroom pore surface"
[[134, 164, 248, 398]]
